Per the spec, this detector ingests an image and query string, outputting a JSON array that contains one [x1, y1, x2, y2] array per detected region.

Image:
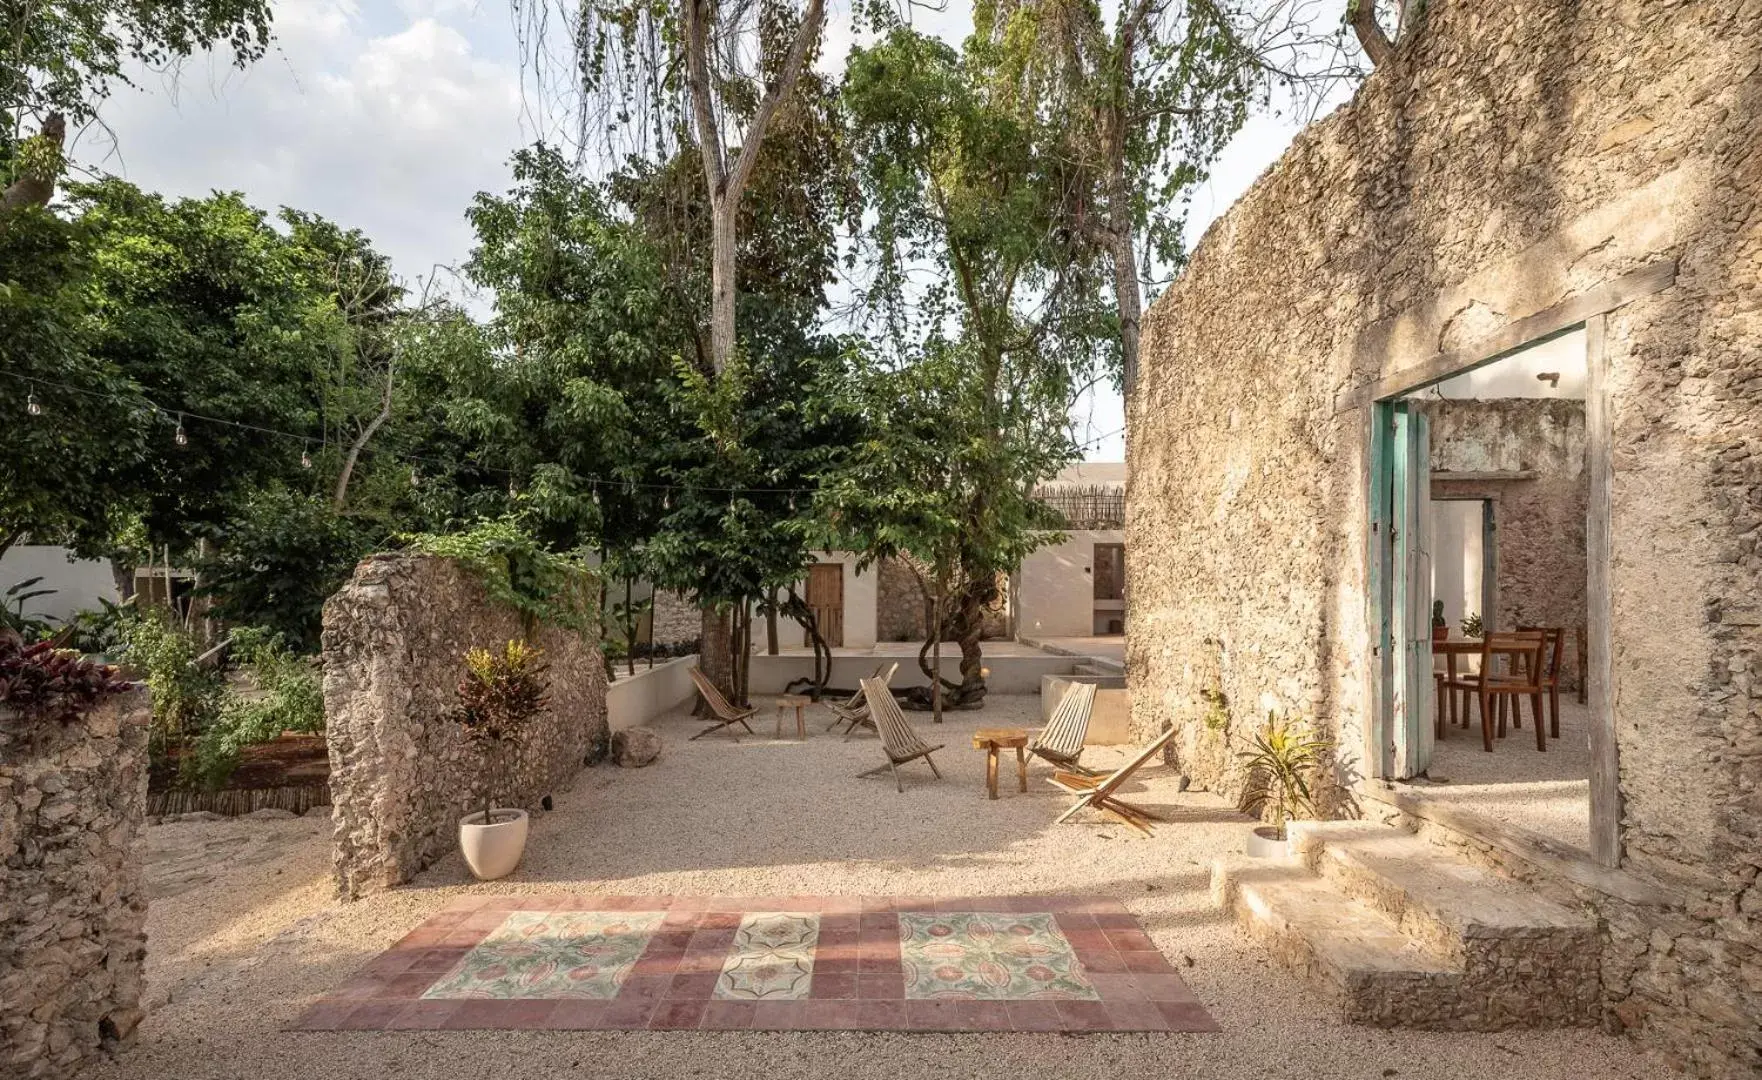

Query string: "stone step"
[[1212, 855, 1462, 1027], [1287, 821, 1596, 965], [1214, 824, 1603, 1030]]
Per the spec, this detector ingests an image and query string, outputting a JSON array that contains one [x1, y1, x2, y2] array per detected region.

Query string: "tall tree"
[[842, 25, 1105, 706], [971, 0, 1358, 395], [521, 0, 834, 695]]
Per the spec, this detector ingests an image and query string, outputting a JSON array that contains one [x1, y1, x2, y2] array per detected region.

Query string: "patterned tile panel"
[[715, 912, 820, 1000], [898, 912, 1099, 1001], [420, 910, 663, 1000]]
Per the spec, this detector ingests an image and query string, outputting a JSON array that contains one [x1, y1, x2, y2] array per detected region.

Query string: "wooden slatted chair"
[[687, 667, 758, 741], [1050, 725, 1180, 836], [1028, 681, 1099, 775], [855, 677, 944, 792], [827, 662, 898, 737]]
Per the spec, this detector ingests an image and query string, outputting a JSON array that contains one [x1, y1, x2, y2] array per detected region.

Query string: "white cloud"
[[85, 0, 525, 294]]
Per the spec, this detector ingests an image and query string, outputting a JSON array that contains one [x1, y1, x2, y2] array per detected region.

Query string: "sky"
[[85, 0, 1353, 463]]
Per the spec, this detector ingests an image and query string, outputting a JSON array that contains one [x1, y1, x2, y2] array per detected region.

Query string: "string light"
[[25, 391, 40, 416], [410, 467, 420, 487], [173, 414, 188, 446], [300, 443, 313, 470]]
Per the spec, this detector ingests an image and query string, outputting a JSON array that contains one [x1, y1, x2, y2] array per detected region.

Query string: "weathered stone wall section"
[[1423, 398, 1590, 690], [1, 692, 149, 1079], [323, 555, 608, 899], [648, 590, 701, 647], [876, 556, 930, 642], [1128, 0, 1759, 1073]]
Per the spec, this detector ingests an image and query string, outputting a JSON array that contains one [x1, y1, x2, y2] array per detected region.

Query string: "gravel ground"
[[91, 695, 1671, 1080], [1420, 697, 1592, 850]]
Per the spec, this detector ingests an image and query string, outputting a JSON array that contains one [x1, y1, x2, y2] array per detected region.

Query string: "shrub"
[[403, 517, 596, 636], [0, 629, 133, 724], [185, 628, 324, 791], [121, 611, 225, 772], [453, 639, 549, 824]]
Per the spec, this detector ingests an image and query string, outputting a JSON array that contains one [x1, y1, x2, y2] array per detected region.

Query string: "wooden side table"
[[775, 694, 811, 739], [971, 727, 1028, 800]]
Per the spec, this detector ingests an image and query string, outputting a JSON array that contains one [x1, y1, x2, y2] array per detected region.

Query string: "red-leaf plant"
[[0, 628, 134, 725]]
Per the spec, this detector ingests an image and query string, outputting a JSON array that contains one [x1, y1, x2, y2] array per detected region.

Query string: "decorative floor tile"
[[420, 910, 664, 1000], [291, 894, 1214, 1033], [715, 911, 819, 1000], [898, 912, 1099, 1001]]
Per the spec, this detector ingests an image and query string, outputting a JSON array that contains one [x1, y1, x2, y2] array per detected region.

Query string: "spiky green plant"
[[1235, 712, 1329, 839], [453, 640, 549, 826]]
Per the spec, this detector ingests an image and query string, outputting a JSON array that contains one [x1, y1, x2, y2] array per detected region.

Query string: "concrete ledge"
[[606, 655, 699, 732], [746, 653, 1079, 696], [1039, 674, 1131, 744]]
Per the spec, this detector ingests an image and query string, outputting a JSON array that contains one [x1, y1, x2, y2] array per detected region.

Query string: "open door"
[[1389, 403, 1434, 777]]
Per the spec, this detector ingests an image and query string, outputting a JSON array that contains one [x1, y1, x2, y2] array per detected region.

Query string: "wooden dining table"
[[1432, 637, 1536, 733]]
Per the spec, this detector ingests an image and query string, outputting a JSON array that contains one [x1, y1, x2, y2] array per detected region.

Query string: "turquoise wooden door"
[[1389, 404, 1434, 777]]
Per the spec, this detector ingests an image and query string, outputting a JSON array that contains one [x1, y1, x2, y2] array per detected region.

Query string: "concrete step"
[[1288, 821, 1597, 966], [1214, 822, 1602, 1030]]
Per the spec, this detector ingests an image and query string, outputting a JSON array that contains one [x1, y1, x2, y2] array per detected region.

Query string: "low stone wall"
[[1, 691, 149, 1080], [323, 555, 608, 900]]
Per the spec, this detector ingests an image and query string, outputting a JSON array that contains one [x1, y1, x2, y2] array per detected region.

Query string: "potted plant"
[[1236, 711, 1327, 858], [1432, 600, 1449, 642], [452, 639, 549, 881], [1461, 611, 1484, 639]]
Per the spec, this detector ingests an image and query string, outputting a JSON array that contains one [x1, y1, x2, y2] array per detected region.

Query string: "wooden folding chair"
[[855, 677, 944, 792], [1028, 681, 1099, 775], [687, 667, 758, 741], [826, 662, 898, 737], [1050, 725, 1179, 836]]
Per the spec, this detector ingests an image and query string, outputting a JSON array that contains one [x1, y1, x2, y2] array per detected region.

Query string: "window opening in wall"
[[1093, 542, 1125, 636]]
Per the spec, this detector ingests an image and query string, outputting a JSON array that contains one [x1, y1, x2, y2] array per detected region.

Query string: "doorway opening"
[[1372, 327, 1599, 853], [805, 562, 845, 648]]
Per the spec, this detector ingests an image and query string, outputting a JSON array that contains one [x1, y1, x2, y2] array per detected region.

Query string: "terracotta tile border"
[[288, 895, 1217, 1034]]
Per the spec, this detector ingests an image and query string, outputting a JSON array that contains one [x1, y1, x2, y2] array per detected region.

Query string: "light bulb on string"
[[174, 415, 188, 447], [26, 391, 40, 416], [300, 443, 313, 470], [410, 467, 420, 488]]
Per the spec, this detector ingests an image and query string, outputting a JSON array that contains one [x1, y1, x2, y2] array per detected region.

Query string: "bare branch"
[[725, 0, 826, 204]]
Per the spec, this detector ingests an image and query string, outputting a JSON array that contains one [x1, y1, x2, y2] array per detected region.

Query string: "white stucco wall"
[[1016, 530, 1124, 638], [0, 545, 118, 625]]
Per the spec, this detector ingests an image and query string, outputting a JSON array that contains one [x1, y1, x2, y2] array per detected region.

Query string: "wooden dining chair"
[[1442, 631, 1546, 752], [1517, 625, 1566, 739]]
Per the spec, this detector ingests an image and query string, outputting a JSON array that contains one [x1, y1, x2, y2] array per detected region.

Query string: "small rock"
[[611, 728, 663, 768], [245, 808, 297, 821]]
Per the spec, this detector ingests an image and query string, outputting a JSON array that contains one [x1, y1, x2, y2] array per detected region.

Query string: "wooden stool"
[[971, 727, 1028, 800], [774, 694, 811, 739]]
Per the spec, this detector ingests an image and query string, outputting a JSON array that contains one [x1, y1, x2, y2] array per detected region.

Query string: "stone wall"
[[876, 556, 930, 641], [323, 555, 609, 899], [1, 692, 149, 1079], [648, 590, 701, 648], [1128, 0, 1759, 1074], [1422, 398, 1590, 690], [874, 556, 1011, 642]]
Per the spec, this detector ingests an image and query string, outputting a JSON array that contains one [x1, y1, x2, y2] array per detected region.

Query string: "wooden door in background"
[[805, 563, 845, 648]]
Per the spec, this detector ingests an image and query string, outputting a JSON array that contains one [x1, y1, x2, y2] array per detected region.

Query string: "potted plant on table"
[[1460, 612, 1484, 639], [1236, 711, 1327, 859], [453, 639, 549, 881], [1432, 600, 1450, 642]]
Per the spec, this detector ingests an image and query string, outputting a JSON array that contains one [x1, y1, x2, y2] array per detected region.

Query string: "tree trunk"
[[699, 605, 734, 705], [953, 581, 989, 708], [930, 588, 944, 724], [707, 205, 738, 373], [1349, 0, 1394, 65], [624, 577, 635, 677], [766, 588, 779, 655]]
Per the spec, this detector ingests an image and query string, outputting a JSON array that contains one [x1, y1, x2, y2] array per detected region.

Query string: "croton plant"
[[0, 629, 134, 724]]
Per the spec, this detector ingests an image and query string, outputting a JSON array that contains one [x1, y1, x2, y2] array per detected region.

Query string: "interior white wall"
[[1428, 328, 1588, 399], [1017, 529, 1124, 638], [1431, 501, 1485, 632], [0, 546, 118, 625]]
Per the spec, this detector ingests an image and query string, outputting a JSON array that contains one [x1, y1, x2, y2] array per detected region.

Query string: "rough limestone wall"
[[875, 557, 928, 642], [1422, 398, 1590, 690], [1128, 0, 1759, 1073], [323, 555, 608, 899], [0, 692, 149, 1079], [648, 590, 701, 647]]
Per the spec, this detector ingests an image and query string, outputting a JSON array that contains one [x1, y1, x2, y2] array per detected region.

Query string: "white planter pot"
[[1245, 825, 1292, 859], [459, 808, 529, 881]]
